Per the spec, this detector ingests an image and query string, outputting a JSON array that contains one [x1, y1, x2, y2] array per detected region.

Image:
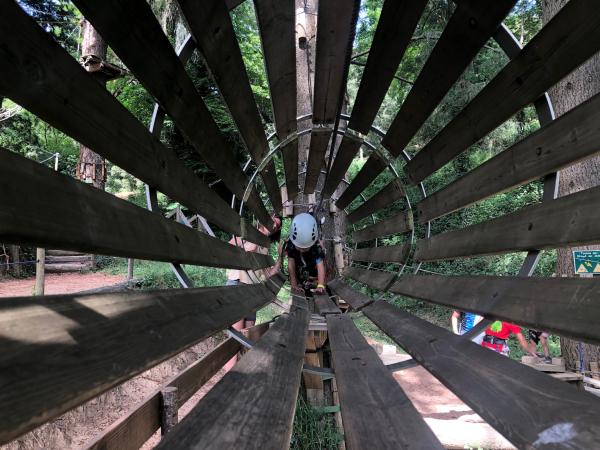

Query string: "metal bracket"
[[303, 364, 335, 379], [227, 328, 254, 349]]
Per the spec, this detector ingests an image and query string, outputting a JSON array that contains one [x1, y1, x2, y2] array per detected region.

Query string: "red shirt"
[[485, 322, 522, 340]]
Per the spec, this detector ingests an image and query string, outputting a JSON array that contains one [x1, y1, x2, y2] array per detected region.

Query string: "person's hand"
[[314, 284, 325, 295], [291, 284, 303, 294]]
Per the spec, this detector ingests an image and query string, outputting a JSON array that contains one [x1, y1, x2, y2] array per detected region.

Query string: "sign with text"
[[572, 250, 600, 274]]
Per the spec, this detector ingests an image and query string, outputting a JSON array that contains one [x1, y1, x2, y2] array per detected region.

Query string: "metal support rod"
[[227, 327, 254, 349]]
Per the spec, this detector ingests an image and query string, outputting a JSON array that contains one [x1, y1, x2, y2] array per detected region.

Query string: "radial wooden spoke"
[[72, 0, 272, 227], [415, 185, 600, 262], [0, 149, 272, 269], [0, 2, 269, 245], [353, 243, 410, 264], [343, 266, 396, 291], [304, 127, 332, 194], [352, 211, 413, 243], [328, 279, 373, 310], [406, 0, 600, 183], [347, 180, 404, 224], [335, 155, 388, 210], [364, 301, 600, 449], [322, 134, 363, 197], [417, 90, 600, 223]]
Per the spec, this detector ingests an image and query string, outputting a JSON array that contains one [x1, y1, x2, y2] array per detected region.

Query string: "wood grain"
[[327, 315, 443, 449], [343, 266, 395, 291], [364, 301, 600, 449], [347, 179, 405, 224], [0, 148, 272, 270], [155, 297, 310, 449], [304, 127, 332, 194], [353, 243, 411, 264], [322, 133, 363, 198], [336, 155, 387, 210], [352, 211, 413, 243], [328, 279, 373, 310], [314, 294, 340, 315]]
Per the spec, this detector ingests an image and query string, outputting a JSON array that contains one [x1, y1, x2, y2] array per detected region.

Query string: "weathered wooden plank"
[[175, 0, 281, 212], [343, 266, 395, 291], [155, 297, 309, 450], [347, 179, 404, 224], [85, 338, 241, 450], [312, 0, 359, 125], [335, 155, 388, 210], [353, 243, 410, 264], [0, 2, 270, 246], [305, 127, 332, 194], [417, 90, 600, 223], [389, 274, 600, 346], [322, 133, 362, 197], [406, 0, 600, 183], [352, 211, 413, 243], [415, 185, 600, 262], [0, 282, 279, 443], [327, 315, 442, 450], [281, 139, 299, 201], [72, 0, 272, 227], [364, 301, 600, 449], [314, 294, 340, 315], [0, 148, 272, 270], [328, 279, 373, 310]]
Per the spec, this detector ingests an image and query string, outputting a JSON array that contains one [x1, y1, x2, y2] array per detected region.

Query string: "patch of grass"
[[290, 394, 344, 450]]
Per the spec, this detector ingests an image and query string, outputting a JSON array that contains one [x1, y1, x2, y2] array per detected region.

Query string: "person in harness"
[[284, 213, 328, 297], [481, 321, 536, 357]]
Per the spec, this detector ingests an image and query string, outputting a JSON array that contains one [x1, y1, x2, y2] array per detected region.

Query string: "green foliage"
[[291, 394, 344, 450]]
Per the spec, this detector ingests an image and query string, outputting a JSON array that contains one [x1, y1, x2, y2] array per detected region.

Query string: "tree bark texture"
[[77, 19, 107, 190], [542, 0, 600, 371]]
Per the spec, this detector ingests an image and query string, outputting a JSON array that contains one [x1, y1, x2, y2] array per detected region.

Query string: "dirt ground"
[[0, 272, 125, 297]]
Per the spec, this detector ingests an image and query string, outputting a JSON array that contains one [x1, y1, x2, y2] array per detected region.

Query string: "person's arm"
[[315, 260, 326, 294], [515, 331, 536, 356], [451, 311, 461, 334], [288, 257, 301, 292]]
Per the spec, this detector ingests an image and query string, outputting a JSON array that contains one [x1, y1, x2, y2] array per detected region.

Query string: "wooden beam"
[[254, 0, 298, 200], [406, 0, 600, 183], [343, 266, 395, 291], [312, 0, 358, 125], [417, 90, 600, 223], [327, 315, 443, 450], [72, 0, 272, 227], [314, 294, 340, 315], [0, 282, 280, 443], [155, 297, 309, 449], [328, 279, 373, 310], [0, 148, 272, 270], [363, 301, 600, 449], [0, 2, 270, 246], [304, 127, 332, 194], [335, 155, 387, 210], [389, 274, 600, 346], [415, 185, 600, 262], [347, 180, 404, 225], [353, 243, 410, 264], [85, 338, 241, 450], [322, 133, 362, 198], [352, 211, 413, 243], [175, 0, 281, 212]]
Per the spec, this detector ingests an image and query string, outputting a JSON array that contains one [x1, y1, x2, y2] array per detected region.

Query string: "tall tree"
[[542, 0, 600, 371], [77, 19, 107, 190]]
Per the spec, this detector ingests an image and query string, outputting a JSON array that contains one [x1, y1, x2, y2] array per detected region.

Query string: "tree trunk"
[[77, 19, 107, 190], [542, 0, 600, 371]]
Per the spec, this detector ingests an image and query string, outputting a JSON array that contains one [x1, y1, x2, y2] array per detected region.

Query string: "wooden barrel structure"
[[1, 0, 600, 448]]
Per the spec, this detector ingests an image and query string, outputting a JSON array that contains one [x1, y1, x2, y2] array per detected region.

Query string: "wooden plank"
[[353, 243, 410, 264], [389, 274, 600, 346], [312, 0, 358, 125], [327, 315, 443, 450], [72, 0, 272, 228], [0, 2, 269, 246], [406, 0, 600, 183], [85, 338, 241, 450], [314, 294, 340, 315], [155, 297, 309, 450], [347, 180, 404, 225], [381, 0, 516, 158], [0, 282, 279, 443], [363, 301, 600, 449], [305, 127, 332, 194], [281, 139, 299, 201], [352, 211, 413, 243], [175, 0, 281, 212], [417, 90, 600, 223], [335, 155, 387, 210], [415, 185, 600, 262], [322, 133, 362, 197], [0, 148, 272, 270], [343, 266, 395, 291], [328, 279, 373, 311]]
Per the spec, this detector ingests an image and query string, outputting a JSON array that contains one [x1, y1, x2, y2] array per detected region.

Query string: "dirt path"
[[0, 272, 125, 297]]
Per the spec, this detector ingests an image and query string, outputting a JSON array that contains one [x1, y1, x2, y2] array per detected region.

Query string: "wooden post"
[[333, 237, 345, 274], [127, 258, 134, 280], [281, 186, 293, 217], [160, 386, 178, 435], [9, 245, 20, 277], [34, 248, 45, 296], [591, 361, 599, 379]]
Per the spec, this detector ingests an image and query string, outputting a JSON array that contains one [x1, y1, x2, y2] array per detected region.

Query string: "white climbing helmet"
[[290, 213, 318, 249]]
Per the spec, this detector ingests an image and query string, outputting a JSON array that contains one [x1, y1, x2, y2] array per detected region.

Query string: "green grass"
[[290, 394, 344, 450]]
